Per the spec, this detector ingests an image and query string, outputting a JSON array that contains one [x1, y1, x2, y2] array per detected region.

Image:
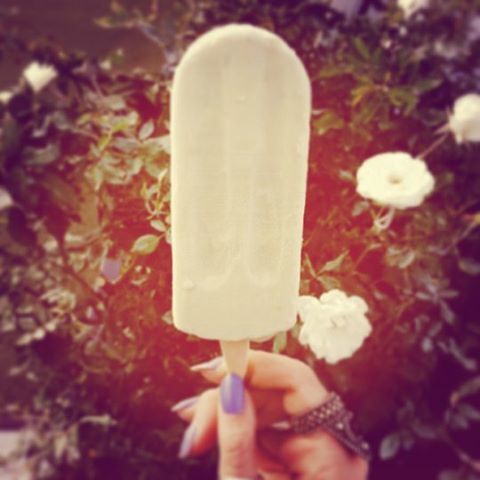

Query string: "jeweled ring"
[[289, 392, 371, 461]]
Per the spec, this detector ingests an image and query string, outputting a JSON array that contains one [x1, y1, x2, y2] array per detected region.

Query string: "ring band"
[[290, 392, 371, 461]]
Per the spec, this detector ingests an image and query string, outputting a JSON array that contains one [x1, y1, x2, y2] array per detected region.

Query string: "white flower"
[[0, 90, 13, 104], [0, 187, 13, 211], [330, 0, 362, 20], [468, 16, 480, 43], [449, 93, 480, 144], [356, 152, 435, 209], [433, 41, 464, 60], [297, 290, 371, 364], [23, 62, 57, 93], [398, 0, 429, 18]]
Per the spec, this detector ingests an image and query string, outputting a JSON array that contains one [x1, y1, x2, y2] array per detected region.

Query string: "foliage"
[[1, 0, 480, 478]]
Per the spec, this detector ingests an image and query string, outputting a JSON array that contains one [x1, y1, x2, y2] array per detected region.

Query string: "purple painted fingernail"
[[178, 424, 196, 459], [171, 395, 199, 413], [190, 357, 222, 372], [220, 374, 245, 414]]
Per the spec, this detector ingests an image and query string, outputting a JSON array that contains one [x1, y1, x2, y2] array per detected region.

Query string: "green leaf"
[[458, 403, 480, 422], [162, 311, 173, 325], [452, 376, 480, 402], [440, 301, 455, 325], [388, 88, 418, 113], [24, 143, 59, 166], [385, 247, 416, 269], [354, 98, 380, 124], [79, 414, 117, 426], [139, 120, 154, 140], [317, 64, 349, 79], [351, 84, 374, 107], [352, 201, 369, 217], [411, 422, 437, 439], [318, 275, 341, 290], [145, 152, 169, 179], [273, 331, 287, 353], [314, 111, 345, 136], [338, 170, 354, 182], [131, 234, 160, 255], [320, 252, 348, 273], [414, 78, 442, 94], [150, 219, 166, 232], [352, 37, 370, 60], [104, 95, 126, 111], [458, 257, 480, 276], [8, 208, 37, 247], [40, 172, 79, 211], [379, 432, 401, 460]]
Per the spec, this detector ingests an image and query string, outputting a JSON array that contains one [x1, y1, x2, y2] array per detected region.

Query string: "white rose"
[[0, 187, 13, 211], [398, 0, 429, 18], [449, 93, 480, 144], [330, 0, 362, 20], [23, 62, 57, 93], [468, 16, 480, 43], [356, 152, 435, 209], [297, 290, 371, 364], [0, 90, 13, 104]]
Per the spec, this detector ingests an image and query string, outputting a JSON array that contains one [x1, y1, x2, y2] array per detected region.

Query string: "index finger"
[[193, 350, 328, 415]]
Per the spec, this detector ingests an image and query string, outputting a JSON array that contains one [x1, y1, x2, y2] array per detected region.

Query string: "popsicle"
[[170, 24, 311, 375]]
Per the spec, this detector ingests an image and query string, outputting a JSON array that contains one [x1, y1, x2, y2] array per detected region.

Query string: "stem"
[[373, 206, 396, 230], [58, 243, 106, 306], [352, 242, 382, 269], [444, 433, 480, 473], [418, 132, 449, 159], [304, 254, 319, 280]]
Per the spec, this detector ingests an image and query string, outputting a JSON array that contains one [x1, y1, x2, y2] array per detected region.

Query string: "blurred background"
[[1, 0, 479, 479]]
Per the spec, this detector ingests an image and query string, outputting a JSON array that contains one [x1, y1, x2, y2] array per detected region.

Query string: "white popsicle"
[[171, 24, 311, 348]]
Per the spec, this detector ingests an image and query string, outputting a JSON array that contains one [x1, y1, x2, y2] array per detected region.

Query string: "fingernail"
[[178, 423, 196, 459], [220, 374, 245, 414], [171, 395, 199, 413], [190, 357, 222, 372]]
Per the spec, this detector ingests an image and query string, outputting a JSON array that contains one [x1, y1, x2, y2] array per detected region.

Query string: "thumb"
[[218, 374, 257, 479]]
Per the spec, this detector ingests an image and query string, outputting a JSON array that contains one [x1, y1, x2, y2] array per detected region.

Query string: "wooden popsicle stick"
[[220, 340, 249, 378]]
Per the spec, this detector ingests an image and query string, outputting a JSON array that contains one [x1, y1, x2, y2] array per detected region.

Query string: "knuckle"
[[222, 430, 253, 458], [220, 429, 254, 474], [290, 359, 321, 386]]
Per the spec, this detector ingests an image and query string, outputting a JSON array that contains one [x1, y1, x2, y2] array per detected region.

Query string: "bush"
[[1, 1, 479, 478]]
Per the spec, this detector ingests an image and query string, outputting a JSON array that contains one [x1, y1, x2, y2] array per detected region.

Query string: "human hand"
[[172, 351, 369, 479]]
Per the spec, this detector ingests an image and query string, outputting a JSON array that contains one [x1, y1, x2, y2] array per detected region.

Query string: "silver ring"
[[289, 392, 371, 461]]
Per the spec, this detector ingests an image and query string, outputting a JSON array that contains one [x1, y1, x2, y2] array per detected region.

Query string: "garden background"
[[1, 0, 480, 478]]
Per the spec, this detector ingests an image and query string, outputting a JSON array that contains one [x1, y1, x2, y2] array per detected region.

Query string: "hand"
[[173, 351, 369, 479]]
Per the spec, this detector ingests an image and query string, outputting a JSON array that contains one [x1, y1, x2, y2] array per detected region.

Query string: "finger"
[[256, 433, 289, 476], [178, 389, 218, 458], [256, 447, 286, 474], [279, 430, 356, 477], [176, 406, 194, 423], [171, 395, 199, 422], [247, 388, 286, 427], [174, 387, 286, 427], [194, 351, 328, 414], [257, 429, 289, 463], [218, 374, 257, 479]]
